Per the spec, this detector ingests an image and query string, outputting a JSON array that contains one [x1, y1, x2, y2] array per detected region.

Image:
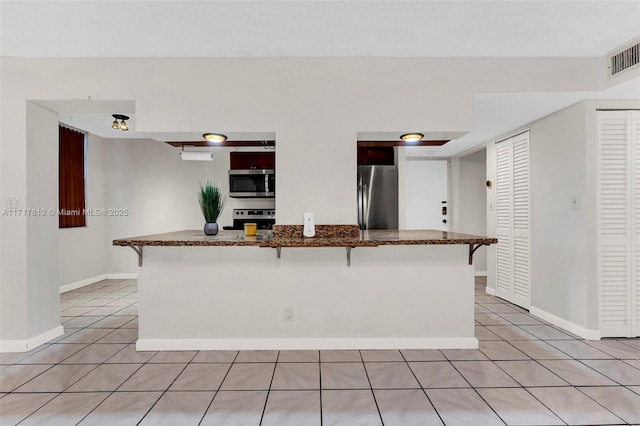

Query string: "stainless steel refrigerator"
[[357, 165, 399, 230]]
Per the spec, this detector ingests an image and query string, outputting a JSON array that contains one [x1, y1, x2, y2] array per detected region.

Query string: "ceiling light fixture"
[[203, 133, 227, 143], [400, 133, 424, 143], [112, 114, 129, 132]]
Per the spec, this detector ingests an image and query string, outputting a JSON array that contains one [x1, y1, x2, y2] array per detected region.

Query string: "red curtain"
[[59, 126, 86, 228]]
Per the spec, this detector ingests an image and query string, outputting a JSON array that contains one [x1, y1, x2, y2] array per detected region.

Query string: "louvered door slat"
[[598, 110, 634, 337]]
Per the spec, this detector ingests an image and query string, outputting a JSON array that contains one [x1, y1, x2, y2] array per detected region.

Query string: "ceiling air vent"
[[609, 42, 639, 76]]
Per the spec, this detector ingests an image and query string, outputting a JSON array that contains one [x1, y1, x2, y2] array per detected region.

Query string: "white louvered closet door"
[[597, 110, 639, 337], [496, 140, 513, 302], [634, 111, 640, 335], [495, 132, 531, 309], [512, 133, 531, 308]]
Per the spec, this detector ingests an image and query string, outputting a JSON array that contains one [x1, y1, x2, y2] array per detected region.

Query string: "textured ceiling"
[[2, 0, 639, 58]]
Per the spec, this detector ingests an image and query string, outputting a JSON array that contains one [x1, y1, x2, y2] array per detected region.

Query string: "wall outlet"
[[284, 306, 293, 321], [570, 196, 581, 210], [6, 197, 19, 209]]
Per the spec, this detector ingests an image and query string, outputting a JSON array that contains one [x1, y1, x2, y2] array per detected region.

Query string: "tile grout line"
[[318, 351, 323, 426], [477, 287, 627, 424], [400, 350, 446, 425], [4, 277, 639, 426], [13, 392, 64, 426], [13, 282, 138, 425], [63, 301, 149, 425], [258, 351, 280, 426], [482, 287, 633, 424], [446, 358, 508, 425], [134, 351, 198, 425], [571, 386, 628, 425], [196, 350, 239, 426], [488, 357, 568, 425], [359, 350, 385, 426], [71, 361, 146, 425]]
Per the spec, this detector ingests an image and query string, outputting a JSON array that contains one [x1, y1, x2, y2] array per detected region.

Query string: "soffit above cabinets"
[[47, 75, 639, 158]]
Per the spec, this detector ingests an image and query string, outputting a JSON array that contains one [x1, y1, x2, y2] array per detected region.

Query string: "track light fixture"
[[112, 114, 129, 132]]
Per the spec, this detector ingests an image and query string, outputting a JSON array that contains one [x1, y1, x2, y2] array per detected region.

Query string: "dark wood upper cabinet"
[[230, 152, 275, 170], [357, 147, 395, 166]]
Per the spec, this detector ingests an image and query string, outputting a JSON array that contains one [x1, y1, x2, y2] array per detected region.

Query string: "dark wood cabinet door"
[[357, 147, 395, 165], [230, 152, 275, 169]]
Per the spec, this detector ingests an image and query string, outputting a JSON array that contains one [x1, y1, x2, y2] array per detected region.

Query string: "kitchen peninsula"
[[114, 226, 496, 351]]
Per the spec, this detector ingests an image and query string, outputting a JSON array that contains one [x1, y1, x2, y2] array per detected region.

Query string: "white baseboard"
[[529, 306, 600, 340], [60, 273, 138, 293], [0, 325, 64, 352], [107, 273, 137, 280], [474, 271, 488, 277], [137, 337, 479, 351], [60, 274, 108, 293], [485, 286, 496, 296]]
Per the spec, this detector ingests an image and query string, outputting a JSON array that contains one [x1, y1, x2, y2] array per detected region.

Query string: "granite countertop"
[[112, 230, 271, 247], [113, 226, 497, 248]]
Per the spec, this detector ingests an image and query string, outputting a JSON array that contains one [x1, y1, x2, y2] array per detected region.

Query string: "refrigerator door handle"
[[362, 183, 369, 230], [357, 183, 363, 228]]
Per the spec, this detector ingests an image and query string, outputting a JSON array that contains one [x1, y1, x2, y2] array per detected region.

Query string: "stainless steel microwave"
[[228, 169, 275, 198]]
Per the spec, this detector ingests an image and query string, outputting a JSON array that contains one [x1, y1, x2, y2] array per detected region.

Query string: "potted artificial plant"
[[198, 180, 226, 235]]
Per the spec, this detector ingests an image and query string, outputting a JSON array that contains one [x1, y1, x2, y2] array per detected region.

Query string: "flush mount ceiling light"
[[111, 114, 129, 132], [400, 133, 424, 143], [202, 133, 227, 143]]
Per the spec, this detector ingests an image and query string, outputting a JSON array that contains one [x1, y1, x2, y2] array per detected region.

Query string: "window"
[[58, 125, 86, 228]]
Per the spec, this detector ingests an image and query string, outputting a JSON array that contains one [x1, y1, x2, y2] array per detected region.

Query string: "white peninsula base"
[[135, 244, 477, 351]]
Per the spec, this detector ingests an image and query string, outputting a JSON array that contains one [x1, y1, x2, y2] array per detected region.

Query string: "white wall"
[[58, 134, 109, 287], [529, 103, 589, 328], [457, 150, 487, 273], [106, 139, 275, 273], [61, 134, 278, 282], [0, 56, 613, 344], [484, 105, 589, 327], [25, 102, 61, 337], [485, 99, 640, 336]]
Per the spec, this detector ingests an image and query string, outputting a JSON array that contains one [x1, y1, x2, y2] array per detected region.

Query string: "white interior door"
[[495, 140, 513, 302], [597, 110, 639, 337], [495, 132, 531, 309], [634, 111, 640, 336], [405, 160, 448, 230], [512, 133, 531, 308]]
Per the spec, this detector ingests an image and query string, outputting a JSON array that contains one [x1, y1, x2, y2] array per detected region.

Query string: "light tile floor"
[[1, 278, 639, 425]]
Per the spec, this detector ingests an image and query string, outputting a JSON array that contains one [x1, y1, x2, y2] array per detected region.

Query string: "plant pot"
[[204, 222, 219, 236]]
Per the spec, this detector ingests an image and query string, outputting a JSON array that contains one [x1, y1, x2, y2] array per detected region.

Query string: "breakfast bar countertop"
[[113, 227, 497, 248]]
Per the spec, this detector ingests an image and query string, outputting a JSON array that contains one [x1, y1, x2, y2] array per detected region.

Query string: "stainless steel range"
[[232, 209, 275, 230]]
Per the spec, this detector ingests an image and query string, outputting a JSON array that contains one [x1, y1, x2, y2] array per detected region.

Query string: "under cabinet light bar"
[[180, 151, 214, 161]]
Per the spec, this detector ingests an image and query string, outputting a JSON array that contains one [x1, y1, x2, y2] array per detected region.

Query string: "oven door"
[[233, 219, 275, 230], [229, 169, 275, 198]]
